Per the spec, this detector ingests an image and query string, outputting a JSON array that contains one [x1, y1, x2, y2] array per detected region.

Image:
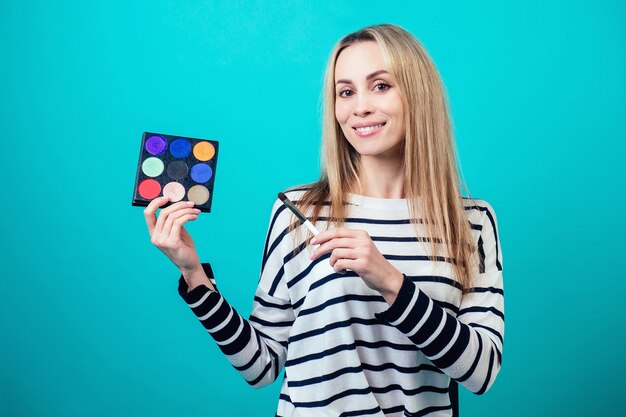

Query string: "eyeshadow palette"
[[132, 132, 219, 212]]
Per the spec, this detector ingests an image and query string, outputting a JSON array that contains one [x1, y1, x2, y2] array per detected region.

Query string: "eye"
[[373, 82, 391, 91], [337, 88, 352, 97]]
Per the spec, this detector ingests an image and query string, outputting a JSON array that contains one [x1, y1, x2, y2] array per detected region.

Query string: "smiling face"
[[334, 41, 406, 164]]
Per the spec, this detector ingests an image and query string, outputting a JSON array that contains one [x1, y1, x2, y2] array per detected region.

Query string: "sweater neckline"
[[345, 192, 415, 210]]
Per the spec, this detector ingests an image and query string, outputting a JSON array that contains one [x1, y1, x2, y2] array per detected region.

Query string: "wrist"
[[180, 261, 202, 276], [380, 269, 404, 306], [181, 263, 215, 292]]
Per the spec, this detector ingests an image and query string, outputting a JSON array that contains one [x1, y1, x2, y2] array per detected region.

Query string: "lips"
[[353, 122, 386, 137]]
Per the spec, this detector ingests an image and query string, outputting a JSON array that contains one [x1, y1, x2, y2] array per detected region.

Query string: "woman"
[[144, 23, 504, 417]]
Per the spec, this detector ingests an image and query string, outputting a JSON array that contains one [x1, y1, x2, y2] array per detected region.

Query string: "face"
[[334, 41, 405, 163]]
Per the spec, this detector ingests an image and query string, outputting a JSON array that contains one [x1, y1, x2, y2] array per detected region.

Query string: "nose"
[[353, 93, 374, 117]]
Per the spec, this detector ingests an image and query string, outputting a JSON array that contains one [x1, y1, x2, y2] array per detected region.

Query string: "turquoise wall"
[[1, 1, 624, 416]]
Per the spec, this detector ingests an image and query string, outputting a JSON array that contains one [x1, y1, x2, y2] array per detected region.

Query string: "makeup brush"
[[278, 192, 351, 273], [277, 192, 320, 237]]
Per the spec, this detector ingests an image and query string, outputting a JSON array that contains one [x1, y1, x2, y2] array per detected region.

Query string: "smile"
[[353, 122, 386, 137]]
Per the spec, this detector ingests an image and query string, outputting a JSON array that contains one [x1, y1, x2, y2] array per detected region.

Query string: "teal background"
[[1, 0, 624, 416]]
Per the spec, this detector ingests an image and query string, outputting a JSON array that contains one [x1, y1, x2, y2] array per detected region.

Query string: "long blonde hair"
[[288, 23, 477, 289]]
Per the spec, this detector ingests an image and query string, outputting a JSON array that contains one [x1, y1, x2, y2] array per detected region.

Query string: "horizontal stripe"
[[187, 290, 211, 308], [409, 275, 464, 291], [289, 362, 443, 388], [255, 328, 288, 348], [372, 235, 443, 243], [293, 387, 373, 408], [196, 295, 224, 321], [289, 317, 389, 343], [285, 339, 419, 367], [339, 405, 383, 417], [292, 272, 358, 310], [422, 315, 459, 358], [293, 384, 448, 408], [247, 361, 273, 386], [299, 294, 384, 317], [287, 253, 331, 289], [233, 348, 260, 372], [463, 286, 504, 295], [253, 295, 292, 310], [469, 322, 504, 343], [435, 323, 471, 369], [406, 404, 453, 417], [316, 216, 419, 225], [217, 320, 251, 356], [249, 315, 294, 327], [458, 306, 505, 320]]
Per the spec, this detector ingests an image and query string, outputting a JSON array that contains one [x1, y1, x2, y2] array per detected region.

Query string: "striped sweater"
[[178, 189, 504, 417]]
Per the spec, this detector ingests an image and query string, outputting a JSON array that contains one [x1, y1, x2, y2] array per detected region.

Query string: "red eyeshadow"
[[138, 179, 161, 199]]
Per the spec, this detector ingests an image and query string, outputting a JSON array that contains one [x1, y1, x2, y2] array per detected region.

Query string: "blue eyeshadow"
[[190, 163, 213, 183], [170, 138, 192, 158]]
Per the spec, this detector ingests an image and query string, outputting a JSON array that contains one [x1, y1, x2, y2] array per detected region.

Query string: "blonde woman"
[[144, 23, 504, 417]]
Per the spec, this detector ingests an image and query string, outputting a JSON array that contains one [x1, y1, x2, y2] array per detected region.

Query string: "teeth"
[[355, 123, 384, 133]]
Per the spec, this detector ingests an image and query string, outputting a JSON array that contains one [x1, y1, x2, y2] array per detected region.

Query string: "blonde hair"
[[288, 23, 478, 289]]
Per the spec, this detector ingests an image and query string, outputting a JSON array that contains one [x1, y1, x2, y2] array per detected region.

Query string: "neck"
[[351, 155, 405, 199]]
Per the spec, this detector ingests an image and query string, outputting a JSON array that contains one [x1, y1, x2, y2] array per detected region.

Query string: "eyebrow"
[[335, 70, 389, 86]]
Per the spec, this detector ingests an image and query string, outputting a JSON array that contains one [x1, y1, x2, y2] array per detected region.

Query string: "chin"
[[349, 141, 396, 158]]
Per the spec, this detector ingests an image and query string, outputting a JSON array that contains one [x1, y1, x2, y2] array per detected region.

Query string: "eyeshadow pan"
[[132, 132, 219, 213], [190, 163, 213, 183], [145, 135, 167, 155], [193, 141, 215, 161], [170, 138, 191, 158], [167, 160, 188, 180], [188, 185, 210, 205], [163, 182, 185, 202], [141, 157, 164, 177], [138, 179, 161, 199]]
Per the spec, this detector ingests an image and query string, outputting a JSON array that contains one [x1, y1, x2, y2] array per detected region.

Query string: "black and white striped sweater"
[[178, 189, 504, 417]]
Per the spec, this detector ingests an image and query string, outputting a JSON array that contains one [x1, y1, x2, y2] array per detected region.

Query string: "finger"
[[153, 201, 195, 237], [311, 238, 355, 260], [310, 227, 356, 245], [161, 207, 200, 239], [144, 196, 170, 234], [329, 248, 358, 267], [169, 212, 199, 242], [333, 259, 359, 274]]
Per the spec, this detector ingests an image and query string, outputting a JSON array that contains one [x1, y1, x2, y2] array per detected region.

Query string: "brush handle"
[[304, 220, 351, 273], [304, 220, 320, 236]]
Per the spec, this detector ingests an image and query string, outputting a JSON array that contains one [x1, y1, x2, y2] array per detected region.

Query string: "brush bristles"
[[277, 192, 307, 223]]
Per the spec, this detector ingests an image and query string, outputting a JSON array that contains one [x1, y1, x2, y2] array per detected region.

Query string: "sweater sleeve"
[[375, 199, 504, 394], [177, 197, 295, 388]]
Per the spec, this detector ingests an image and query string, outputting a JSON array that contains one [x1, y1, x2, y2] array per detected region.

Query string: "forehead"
[[334, 41, 387, 79]]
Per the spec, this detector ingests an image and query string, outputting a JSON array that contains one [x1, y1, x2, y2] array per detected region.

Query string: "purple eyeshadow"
[[190, 163, 213, 183], [145, 135, 167, 155], [170, 138, 191, 158]]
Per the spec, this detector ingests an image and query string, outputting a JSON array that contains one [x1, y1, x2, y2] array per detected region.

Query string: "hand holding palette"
[[132, 132, 219, 212]]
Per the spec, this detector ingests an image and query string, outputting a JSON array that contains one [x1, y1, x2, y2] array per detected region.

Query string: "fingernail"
[[193, 209, 200, 213], [310, 237, 317, 244]]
